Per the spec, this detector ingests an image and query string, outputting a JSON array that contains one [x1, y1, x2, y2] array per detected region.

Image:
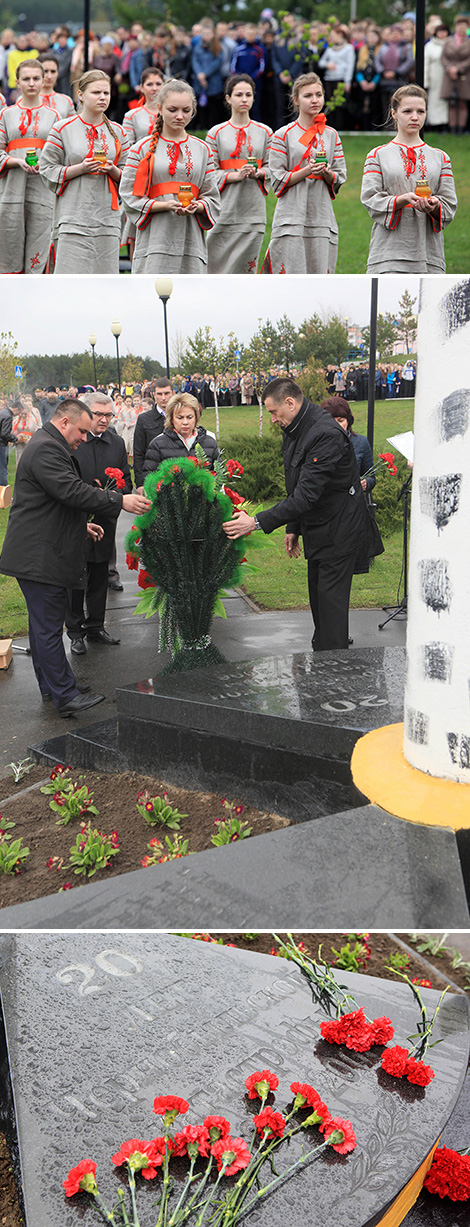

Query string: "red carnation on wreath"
[[424, 1146, 470, 1201], [126, 552, 139, 571], [225, 487, 245, 507], [138, 569, 155, 589]]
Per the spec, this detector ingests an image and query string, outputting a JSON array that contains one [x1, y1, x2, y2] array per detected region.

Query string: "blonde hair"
[[165, 392, 201, 430], [152, 78, 196, 137], [16, 58, 44, 80], [292, 73, 324, 108], [77, 69, 116, 139], [390, 83, 427, 125]]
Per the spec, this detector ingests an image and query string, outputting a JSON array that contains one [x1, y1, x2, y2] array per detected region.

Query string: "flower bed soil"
[[1, 930, 468, 1227], [0, 769, 290, 909]]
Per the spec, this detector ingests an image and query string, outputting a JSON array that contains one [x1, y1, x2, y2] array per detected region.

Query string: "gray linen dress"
[[40, 91, 75, 119], [262, 120, 346, 274], [121, 106, 158, 246], [119, 132, 220, 274], [205, 119, 272, 274], [39, 114, 130, 274], [0, 102, 59, 273], [361, 140, 457, 273]]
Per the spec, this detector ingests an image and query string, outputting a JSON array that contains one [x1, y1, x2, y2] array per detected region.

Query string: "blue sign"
[[235, 350, 241, 359], [14, 365, 22, 378]]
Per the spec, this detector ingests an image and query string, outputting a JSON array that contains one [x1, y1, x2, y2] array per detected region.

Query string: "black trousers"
[[66, 559, 109, 639], [18, 579, 79, 709], [307, 552, 357, 652]]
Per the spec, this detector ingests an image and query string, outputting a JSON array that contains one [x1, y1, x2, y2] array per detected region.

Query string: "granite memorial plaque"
[[0, 934, 468, 1227]]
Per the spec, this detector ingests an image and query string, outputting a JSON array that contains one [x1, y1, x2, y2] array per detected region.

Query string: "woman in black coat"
[[321, 397, 375, 494], [142, 393, 220, 479]]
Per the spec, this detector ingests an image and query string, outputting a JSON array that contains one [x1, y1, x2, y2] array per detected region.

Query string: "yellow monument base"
[[351, 723, 470, 832]]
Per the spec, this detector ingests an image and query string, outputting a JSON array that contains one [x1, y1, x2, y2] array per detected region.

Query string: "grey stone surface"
[[402, 1064, 470, 1226], [0, 935, 468, 1227], [1, 804, 468, 930]]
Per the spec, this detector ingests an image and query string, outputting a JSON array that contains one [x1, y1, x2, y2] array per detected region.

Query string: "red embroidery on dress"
[[18, 108, 33, 136], [167, 141, 181, 175], [247, 132, 253, 157], [84, 124, 98, 156], [32, 110, 39, 136], [418, 147, 427, 178], [30, 252, 40, 269], [185, 144, 193, 177], [248, 258, 256, 271], [399, 145, 417, 178], [230, 127, 246, 158], [279, 262, 286, 274]]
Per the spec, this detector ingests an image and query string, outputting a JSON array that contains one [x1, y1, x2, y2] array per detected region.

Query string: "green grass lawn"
[[258, 132, 469, 274], [0, 397, 413, 635]]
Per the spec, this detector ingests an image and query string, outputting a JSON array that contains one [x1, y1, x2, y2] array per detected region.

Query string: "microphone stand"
[[378, 474, 412, 629]]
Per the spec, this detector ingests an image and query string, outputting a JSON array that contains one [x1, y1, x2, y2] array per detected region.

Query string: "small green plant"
[[0, 834, 30, 875], [68, 823, 119, 879], [40, 764, 73, 796], [136, 790, 187, 830], [332, 940, 370, 972], [409, 933, 448, 958], [49, 781, 99, 826], [387, 951, 411, 973], [6, 757, 34, 783], [141, 832, 191, 867], [0, 813, 16, 837], [211, 816, 253, 845]]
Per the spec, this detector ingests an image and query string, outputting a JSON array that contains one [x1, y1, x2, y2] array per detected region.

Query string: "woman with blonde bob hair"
[[39, 68, 130, 273], [262, 72, 346, 274], [361, 82, 457, 273], [119, 78, 220, 274], [142, 391, 219, 479]]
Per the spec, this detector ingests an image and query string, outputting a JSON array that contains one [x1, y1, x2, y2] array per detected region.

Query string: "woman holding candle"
[[119, 79, 220, 274], [39, 69, 130, 274], [121, 67, 164, 262], [262, 72, 346, 274], [361, 84, 457, 273], [0, 59, 59, 273], [205, 74, 272, 274]]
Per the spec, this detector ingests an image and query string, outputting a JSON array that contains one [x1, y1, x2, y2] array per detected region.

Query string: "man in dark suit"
[[65, 392, 133, 655], [133, 377, 172, 492], [0, 398, 150, 714], [223, 377, 368, 651]]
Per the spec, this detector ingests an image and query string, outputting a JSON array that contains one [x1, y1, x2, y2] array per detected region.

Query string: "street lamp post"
[[88, 331, 97, 387], [155, 277, 173, 378], [110, 319, 122, 392]]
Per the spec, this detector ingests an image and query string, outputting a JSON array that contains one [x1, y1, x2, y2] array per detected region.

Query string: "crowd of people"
[[0, 11, 463, 275]]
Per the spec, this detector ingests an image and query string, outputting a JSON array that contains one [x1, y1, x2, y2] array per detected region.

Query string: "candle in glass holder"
[[246, 157, 258, 170], [25, 149, 38, 167], [93, 143, 107, 167], [314, 152, 328, 166], [177, 184, 193, 206], [415, 178, 431, 198]]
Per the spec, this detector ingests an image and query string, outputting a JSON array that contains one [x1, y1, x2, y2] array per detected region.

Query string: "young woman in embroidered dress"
[[39, 69, 130, 274], [119, 78, 220, 274], [0, 60, 59, 273], [262, 72, 346, 275], [361, 84, 457, 274], [205, 74, 272, 274], [121, 67, 163, 262]]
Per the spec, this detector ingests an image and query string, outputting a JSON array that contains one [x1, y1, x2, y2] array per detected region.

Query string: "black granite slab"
[[0, 935, 468, 1227], [398, 1064, 470, 1226], [1, 803, 468, 930]]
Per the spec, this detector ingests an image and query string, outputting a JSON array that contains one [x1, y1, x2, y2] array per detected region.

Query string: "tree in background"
[[397, 290, 417, 355], [182, 326, 242, 439], [296, 313, 348, 367], [15, 352, 164, 392], [362, 313, 397, 362], [299, 356, 328, 406], [0, 332, 23, 396], [171, 330, 187, 373], [121, 353, 146, 386]]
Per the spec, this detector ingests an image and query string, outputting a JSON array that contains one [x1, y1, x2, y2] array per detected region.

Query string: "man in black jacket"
[[133, 378, 172, 491], [0, 400, 19, 485], [65, 392, 133, 655], [0, 399, 150, 715], [223, 377, 368, 651]]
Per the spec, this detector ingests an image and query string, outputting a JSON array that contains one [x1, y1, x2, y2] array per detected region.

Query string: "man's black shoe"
[[42, 683, 91, 702], [108, 580, 124, 591], [58, 692, 105, 718], [70, 638, 86, 655], [87, 629, 121, 645]]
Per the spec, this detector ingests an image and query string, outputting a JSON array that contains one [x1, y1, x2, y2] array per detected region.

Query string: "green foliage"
[[211, 816, 253, 845], [296, 314, 348, 367], [332, 941, 370, 972], [373, 461, 410, 536], [299, 358, 329, 406], [0, 332, 22, 396], [48, 782, 99, 827], [6, 757, 33, 783], [362, 313, 399, 361], [68, 823, 119, 879], [19, 351, 164, 391], [387, 951, 412, 973], [40, 765, 73, 795], [142, 832, 191, 866], [225, 432, 285, 502], [136, 790, 187, 830], [0, 834, 29, 875]]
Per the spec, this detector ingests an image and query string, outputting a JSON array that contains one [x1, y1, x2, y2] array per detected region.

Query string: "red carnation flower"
[[105, 467, 126, 490], [204, 1115, 231, 1142], [371, 1016, 394, 1045], [245, 1069, 279, 1100], [211, 1135, 251, 1177], [156, 480, 163, 491], [290, 1083, 323, 1110], [126, 552, 139, 571], [111, 1139, 162, 1179], [153, 1095, 189, 1124], [253, 1107, 286, 1140], [172, 1124, 210, 1158], [381, 1045, 409, 1077], [424, 1147, 470, 1201], [323, 1117, 357, 1154], [225, 487, 244, 506], [63, 1160, 97, 1198], [226, 459, 244, 477], [405, 1057, 435, 1087], [138, 570, 155, 589]]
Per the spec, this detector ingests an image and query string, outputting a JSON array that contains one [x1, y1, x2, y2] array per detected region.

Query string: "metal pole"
[[162, 299, 170, 378], [367, 277, 378, 451], [91, 344, 97, 387], [83, 0, 90, 73], [115, 337, 121, 391], [415, 0, 425, 88]]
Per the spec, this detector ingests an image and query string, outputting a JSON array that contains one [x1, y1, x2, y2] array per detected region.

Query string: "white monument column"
[[403, 276, 470, 783]]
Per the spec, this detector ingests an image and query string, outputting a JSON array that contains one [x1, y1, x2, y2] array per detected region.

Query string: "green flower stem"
[[234, 1137, 329, 1220], [117, 1189, 131, 1225], [172, 1155, 214, 1224], [272, 932, 357, 1016], [194, 1166, 226, 1226], [127, 1169, 141, 1227], [216, 1122, 307, 1224], [92, 1191, 118, 1223], [392, 970, 449, 1059], [155, 1131, 172, 1227], [167, 1156, 200, 1226]]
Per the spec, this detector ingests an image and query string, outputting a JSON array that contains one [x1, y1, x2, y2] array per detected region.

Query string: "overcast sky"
[[3, 274, 426, 366]]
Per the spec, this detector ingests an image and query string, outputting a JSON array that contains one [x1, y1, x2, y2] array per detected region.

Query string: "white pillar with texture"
[[403, 276, 470, 783]]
